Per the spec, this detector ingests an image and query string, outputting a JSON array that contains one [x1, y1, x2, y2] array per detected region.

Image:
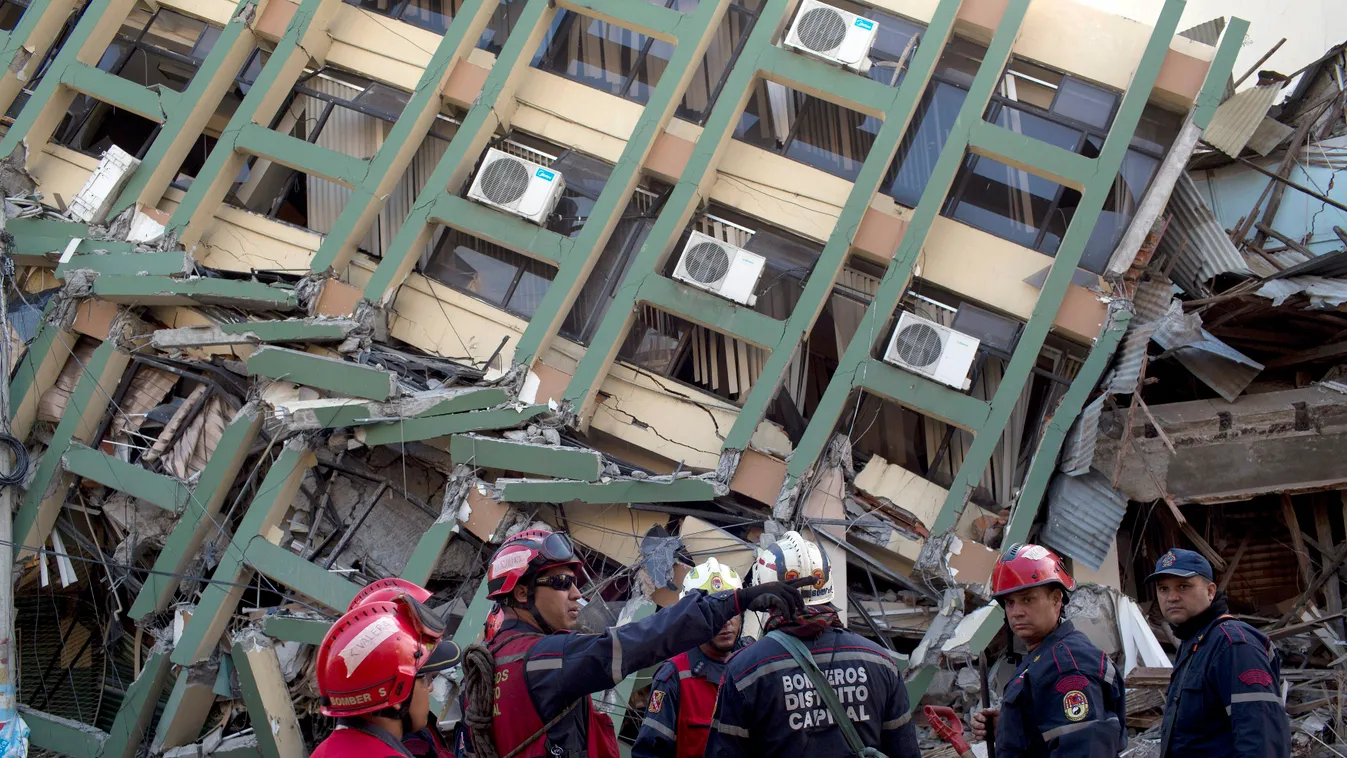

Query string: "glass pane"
[[563, 215, 653, 342], [619, 309, 689, 375], [1131, 104, 1183, 155], [784, 96, 876, 181], [949, 153, 1065, 249], [505, 265, 554, 318], [143, 10, 208, 57], [734, 80, 785, 151], [425, 245, 520, 306], [1079, 149, 1159, 272], [994, 104, 1081, 151], [1051, 76, 1117, 129], [626, 38, 674, 104], [0, 1, 25, 32], [884, 81, 966, 207], [1001, 58, 1060, 110], [354, 82, 411, 118], [537, 13, 653, 98], [117, 7, 154, 39], [680, 6, 756, 120], [866, 11, 923, 87], [398, 0, 451, 34], [934, 38, 985, 88]]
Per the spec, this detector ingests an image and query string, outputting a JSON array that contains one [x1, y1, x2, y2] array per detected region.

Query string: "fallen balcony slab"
[[247, 345, 399, 401], [63, 443, 191, 512], [8, 218, 136, 266], [274, 387, 510, 430], [92, 276, 299, 310], [359, 404, 549, 446], [150, 318, 359, 349], [1095, 385, 1347, 503], [450, 433, 603, 481], [497, 476, 716, 504]]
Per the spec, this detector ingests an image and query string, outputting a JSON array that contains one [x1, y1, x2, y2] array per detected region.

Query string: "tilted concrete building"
[[0, 0, 1242, 753]]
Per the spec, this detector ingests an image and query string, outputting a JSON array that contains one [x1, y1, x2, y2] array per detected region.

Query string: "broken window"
[[99, 7, 220, 93], [0, 0, 27, 31], [532, 0, 762, 123], [225, 67, 458, 255], [422, 228, 558, 319]]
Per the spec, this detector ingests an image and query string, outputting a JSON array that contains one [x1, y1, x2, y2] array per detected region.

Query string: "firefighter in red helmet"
[[313, 590, 461, 758], [963, 544, 1125, 758], [460, 527, 811, 758]]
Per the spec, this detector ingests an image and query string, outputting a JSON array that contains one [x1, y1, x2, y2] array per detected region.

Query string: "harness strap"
[[766, 631, 887, 758]]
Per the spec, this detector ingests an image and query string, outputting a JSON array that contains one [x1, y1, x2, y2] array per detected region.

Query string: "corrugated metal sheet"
[[1268, 247, 1347, 280], [1204, 82, 1285, 159], [1132, 278, 1174, 324], [1104, 318, 1159, 393], [1041, 471, 1127, 571], [1059, 394, 1106, 476], [1255, 276, 1347, 308], [1163, 174, 1252, 297], [1152, 301, 1263, 401], [1178, 17, 1225, 45], [1245, 117, 1293, 156]]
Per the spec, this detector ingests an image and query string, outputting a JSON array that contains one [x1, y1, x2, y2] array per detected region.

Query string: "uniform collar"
[[1033, 619, 1075, 651]]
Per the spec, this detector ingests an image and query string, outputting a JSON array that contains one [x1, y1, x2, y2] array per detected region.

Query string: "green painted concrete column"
[[8, 305, 74, 441], [99, 648, 173, 758]]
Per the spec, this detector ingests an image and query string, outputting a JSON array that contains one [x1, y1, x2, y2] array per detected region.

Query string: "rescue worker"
[[462, 527, 811, 758], [1148, 548, 1289, 758], [969, 543, 1125, 758], [405, 639, 466, 758], [705, 531, 919, 758], [633, 558, 751, 758], [313, 591, 460, 757]]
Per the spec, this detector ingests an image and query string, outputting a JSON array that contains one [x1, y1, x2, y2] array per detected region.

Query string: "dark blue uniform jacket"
[[996, 621, 1126, 758], [704, 625, 919, 758], [632, 641, 749, 758], [1159, 615, 1289, 758]]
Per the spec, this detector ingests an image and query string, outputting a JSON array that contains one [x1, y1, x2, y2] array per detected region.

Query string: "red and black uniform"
[[632, 641, 750, 758], [314, 723, 415, 758], [459, 589, 745, 758]]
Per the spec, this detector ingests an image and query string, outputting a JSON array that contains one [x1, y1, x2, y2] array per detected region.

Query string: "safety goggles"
[[525, 532, 577, 563], [534, 573, 581, 592]]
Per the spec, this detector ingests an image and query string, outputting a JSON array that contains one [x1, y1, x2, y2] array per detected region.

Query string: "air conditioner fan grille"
[[796, 7, 848, 52], [479, 158, 531, 205], [895, 323, 943, 368], [682, 242, 732, 285]]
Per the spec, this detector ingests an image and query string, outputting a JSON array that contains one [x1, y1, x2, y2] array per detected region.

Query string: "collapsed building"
[[8, 0, 1341, 754]]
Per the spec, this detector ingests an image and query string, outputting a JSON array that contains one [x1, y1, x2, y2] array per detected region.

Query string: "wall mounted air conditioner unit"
[[784, 0, 878, 75], [672, 231, 766, 306], [882, 312, 981, 390], [467, 147, 565, 225]]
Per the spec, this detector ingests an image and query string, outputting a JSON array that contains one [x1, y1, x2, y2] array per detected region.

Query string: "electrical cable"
[[0, 432, 29, 486]]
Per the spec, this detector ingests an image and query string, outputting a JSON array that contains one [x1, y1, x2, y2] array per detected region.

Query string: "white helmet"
[[680, 557, 744, 597], [753, 531, 833, 606]]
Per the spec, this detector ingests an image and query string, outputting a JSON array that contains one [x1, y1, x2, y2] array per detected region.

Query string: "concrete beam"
[[554, 0, 683, 41], [1007, 307, 1129, 544], [758, 44, 896, 118], [857, 358, 992, 432], [55, 251, 192, 279], [100, 647, 173, 758], [430, 194, 574, 266], [233, 630, 307, 758], [63, 443, 191, 512], [450, 434, 603, 481], [247, 345, 399, 401], [19, 706, 106, 758], [967, 120, 1097, 190], [130, 404, 263, 619], [153, 665, 220, 751], [498, 476, 716, 503], [274, 387, 511, 430], [8, 310, 75, 440], [172, 440, 315, 665], [234, 122, 368, 187], [150, 318, 358, 349], [246, 539, 360, 611], [14, 340, 129, 554], [637, 275, 786, 349], [61, 59, 178, 122], [92, 276, 299, 310], [262, 614, 331, 645], [359, 404, 550, 446]]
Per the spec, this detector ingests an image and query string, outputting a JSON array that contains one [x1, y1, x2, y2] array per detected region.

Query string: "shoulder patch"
[[1063, 690, 1089, 722], [1055, 674, 1090, 694], [649, 690, 665, 714], [1239, 669, 1274, 687]]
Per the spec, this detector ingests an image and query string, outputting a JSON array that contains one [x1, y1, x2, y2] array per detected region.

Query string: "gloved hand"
[[924, 706, 970, 756], [735, 578, 813, 619]]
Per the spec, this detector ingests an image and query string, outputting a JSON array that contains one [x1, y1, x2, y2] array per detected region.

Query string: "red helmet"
[[990, 543, 1075, 599], [486, 529, 585, 600], [484, 604, 504, 642], [316, 594, 446, 717], [348, 578, 432, 612]]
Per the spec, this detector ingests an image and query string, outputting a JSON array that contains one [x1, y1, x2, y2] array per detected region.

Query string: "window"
[[342, 0, 526, 42], [735, 81, 880, 181], [225, 67, 458, 256], [423, 231, 557, 318], [533, 0, 762, 124], [882, 45, 1181, 273], [0, 0, 28, 31]]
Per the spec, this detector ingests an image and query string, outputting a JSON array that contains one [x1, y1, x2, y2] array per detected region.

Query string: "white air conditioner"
[[467, 147, 565, 225], [672, 231, 766, 306], [784, 0, 878, 74], [68, 145, 141, 224], [883, 312, 981, 390]]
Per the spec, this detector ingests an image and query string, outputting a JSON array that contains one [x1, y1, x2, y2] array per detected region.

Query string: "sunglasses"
[[534, 574, 581, 592]]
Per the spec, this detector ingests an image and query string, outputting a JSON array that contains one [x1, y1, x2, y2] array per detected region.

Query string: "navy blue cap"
[[419, 640, 462, 674], [1145, 548, 1214, 583]]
